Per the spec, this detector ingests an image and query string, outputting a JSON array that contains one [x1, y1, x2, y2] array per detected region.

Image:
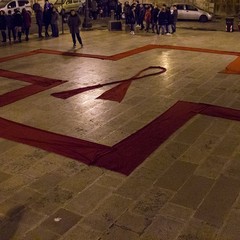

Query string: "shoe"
[[166, 33, 171, 36], [73, 44, 76, 47]]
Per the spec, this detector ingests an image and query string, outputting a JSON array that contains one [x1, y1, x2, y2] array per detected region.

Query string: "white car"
[[174, 3, 213, 22], [0, 0, 32, 14]]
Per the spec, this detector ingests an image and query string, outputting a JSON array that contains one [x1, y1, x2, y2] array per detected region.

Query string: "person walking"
[[68, 9, 83, 48], [22, 8, 31, 41], [0, 10, 7, 43]]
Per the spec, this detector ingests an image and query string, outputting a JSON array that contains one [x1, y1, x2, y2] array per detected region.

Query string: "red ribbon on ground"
[[51, 66, 166, 102]]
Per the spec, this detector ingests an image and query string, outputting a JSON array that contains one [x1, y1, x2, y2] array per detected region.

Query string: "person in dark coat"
[[13, 9, 23, 42], [68, 9, 83, 47], [157, 6, 167, 35], [0, 10, 7, 42], [6, 10, 16, 43], [123, 1, 131, 25], [43, 3, 53, 37], [115, 1, 122, 20], [129, 5, 136, 34], [137, 4, 145, 30], [51, 7, 59, 37], [33, 4, 43, 38], [22, 8, 31, 41], [171, 5, 178, 33], [151, 4, 159, 33]]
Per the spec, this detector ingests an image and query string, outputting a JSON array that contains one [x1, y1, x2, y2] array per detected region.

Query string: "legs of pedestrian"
[[76, 33, 83, 47]]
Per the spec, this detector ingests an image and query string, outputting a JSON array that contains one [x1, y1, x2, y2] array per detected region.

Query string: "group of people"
[[33, 0, 59, 38], [0, 8, 31, 43], [123, 1, 178, 35]]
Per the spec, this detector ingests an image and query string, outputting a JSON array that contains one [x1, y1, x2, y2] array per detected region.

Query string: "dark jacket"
[[0, 14, 7, 30], [13, 11, 23, 27], [5, 14, 14, 28], [68, 13, 81, 34], [22, 9, 31, 29], [157, 10, 167, 25]]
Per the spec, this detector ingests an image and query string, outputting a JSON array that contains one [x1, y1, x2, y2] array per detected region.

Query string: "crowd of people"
[[0, 0, 60, 44], [122, 1, 178, 35], [0, 0, 178, 45], [0, 8, 31, 43]]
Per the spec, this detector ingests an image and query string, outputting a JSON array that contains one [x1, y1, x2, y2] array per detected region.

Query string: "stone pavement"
[[0, 24, 240, 240]]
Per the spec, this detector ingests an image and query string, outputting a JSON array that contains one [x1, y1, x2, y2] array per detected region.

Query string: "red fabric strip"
[[0, 117, 112, 164], [51, 66, 166, 102], [0, 69, 66, 107], [1, 101, 240, 175]]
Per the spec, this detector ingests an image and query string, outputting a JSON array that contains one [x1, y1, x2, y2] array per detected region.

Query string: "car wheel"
[[199, 15, 208, 22]]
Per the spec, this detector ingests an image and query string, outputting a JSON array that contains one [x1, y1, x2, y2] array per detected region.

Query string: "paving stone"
[[82, 194, 132, 231], [59, 167, 103, 193], [65, 184, 110, 215], [170, 175, 214, 209], [218, 209, 240, 240], [40, 208, 82, 235], [0, 174, 32, 202], [178, 133, 220, 164], [59, 224, 101, 240], [100, 225, 140, 240], [195, 155, 229, 179], [155, 161, 197, 191], [206, 118, 232, 136], [30, 186, 73, 215], [9, 187, 42, 205], [131, 186, 173, 218], [173, 116, 213, 144], [116, 211, 152, 234], [30, 172, 67, 193], [223, 155, 240, 180], [23, 226, 60, 240], [194, 176, 240, 227], [95, 172, 125, 189], [176, 217, 218, 240], [141, 215, 184, 240], [159, 202, 194, 223], [115, 174, 154, 200], [211, 135, 240, 158]]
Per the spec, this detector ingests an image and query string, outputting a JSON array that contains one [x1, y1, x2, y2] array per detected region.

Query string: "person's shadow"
[[0, 205, 25, 240]]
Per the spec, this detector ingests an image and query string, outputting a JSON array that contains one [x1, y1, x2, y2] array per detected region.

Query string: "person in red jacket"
[[144, 5, 152, 32]]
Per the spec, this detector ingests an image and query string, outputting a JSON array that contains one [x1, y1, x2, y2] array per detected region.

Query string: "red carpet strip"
[[1, 101, 240, 175], [51, 66, 166, 102], [0, 69, 66, 107]]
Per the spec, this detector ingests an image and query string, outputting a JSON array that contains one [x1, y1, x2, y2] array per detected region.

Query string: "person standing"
[[129, 5, 136, 35], [171, 5, 178, 33], [0, 10, 7, 43], [13, 9, 23, 42], [51, 7, 59, 37], [33, 3, 43, 38], [6, 10, 16, 43], [144, 5, 151, 32], [22, 8, 31, 41], [68, 10, 83, 48]]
